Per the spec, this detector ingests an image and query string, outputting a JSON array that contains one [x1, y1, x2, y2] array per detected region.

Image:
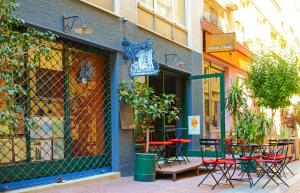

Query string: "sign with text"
[[206, 33, 236, 53], [188, 115, 200, 135], [123, 38, 159, 78]]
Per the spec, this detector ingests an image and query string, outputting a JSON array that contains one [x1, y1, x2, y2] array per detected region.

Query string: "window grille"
[[0, 40, 112, 188]]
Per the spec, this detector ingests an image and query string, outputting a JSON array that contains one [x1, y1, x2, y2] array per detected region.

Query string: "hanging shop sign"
[[206, 32, 236, 53], [123, 38, 159, 78], [188, 115, 200, 135]]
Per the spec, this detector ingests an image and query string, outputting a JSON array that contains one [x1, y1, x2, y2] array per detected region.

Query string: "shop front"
[[0, 40, 112, 189], [132, 68, 189, 157], [202, 20, 251, 137], [1, 0, 203, 190], [186, 21, 251, 157]]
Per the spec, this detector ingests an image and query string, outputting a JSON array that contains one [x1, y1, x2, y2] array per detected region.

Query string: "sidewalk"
[[16, 160, 300, 193]]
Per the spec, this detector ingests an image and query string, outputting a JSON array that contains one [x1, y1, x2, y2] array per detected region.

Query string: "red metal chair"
[[148, 141, 174, 169], [167, 128, 191, 164], [198, 139, 236, 190], [253, 139, 290, 188]]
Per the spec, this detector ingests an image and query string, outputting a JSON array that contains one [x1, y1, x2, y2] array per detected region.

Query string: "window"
[[157, 0, 172, 20], [203, 2, 223, 30], [0, 41, 111, 166], [174, 0, 186, 26], [139, 0, 154, 9], [80, 0, 114, 12], [209, 8, 220, 27], [138, 0, 188, 45]]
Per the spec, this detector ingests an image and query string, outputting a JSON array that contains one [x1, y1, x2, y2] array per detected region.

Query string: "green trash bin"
[[134, 153, 156, 182]]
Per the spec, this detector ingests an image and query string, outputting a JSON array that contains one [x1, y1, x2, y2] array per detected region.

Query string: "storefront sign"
[[188, 115, 200, 135], [206, 33, 235, 53], [123, 38, 159, 78]]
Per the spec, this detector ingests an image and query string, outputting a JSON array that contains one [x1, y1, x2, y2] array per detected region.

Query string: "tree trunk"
[[271, 109, 276, 136], [145, 127, 149, 153]]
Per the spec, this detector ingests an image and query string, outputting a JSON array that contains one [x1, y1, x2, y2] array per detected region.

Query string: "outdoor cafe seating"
[[198, 139, 236, 190], [254, 139, 290, 188], [147, 128, 192, 169], [198, 138, 295, 190], [166, 128, 191, 164]]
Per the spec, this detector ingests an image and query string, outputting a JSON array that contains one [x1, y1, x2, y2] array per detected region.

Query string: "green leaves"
[[226, 77, 247, 116], [0, 0, 56, 132], [247, 37, 300, 111], [119, 79, 180, 153], [226, 77, 247, 136], [119, 80, 180, 133], [236, 111, 271, 144]]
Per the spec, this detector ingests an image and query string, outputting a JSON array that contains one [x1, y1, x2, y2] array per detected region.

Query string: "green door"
[[187, 73, 225, 157]]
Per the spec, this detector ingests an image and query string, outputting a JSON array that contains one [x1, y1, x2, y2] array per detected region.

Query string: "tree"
[[119, 80, 179, 153], [247, 37, 300, 121], [0, 0, 56, 135]]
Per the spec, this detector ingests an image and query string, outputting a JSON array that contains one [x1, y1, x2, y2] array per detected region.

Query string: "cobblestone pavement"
[[14, 160, 300, 193]]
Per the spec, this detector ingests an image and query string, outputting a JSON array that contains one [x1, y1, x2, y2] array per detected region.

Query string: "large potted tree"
[[119, 80, 179, 182]]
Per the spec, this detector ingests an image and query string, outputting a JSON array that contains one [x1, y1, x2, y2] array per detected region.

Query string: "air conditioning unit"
[[225, 0, 238, 11]]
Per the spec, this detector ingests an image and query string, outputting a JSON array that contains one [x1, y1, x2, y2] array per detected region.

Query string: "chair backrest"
[[165, 127, 188, 140], [199, 138, 219, 161], [277, 139, 289, 157], [289, 139, 295, 153], [165, 127, 178, 140], [225, 138, 239, 155], [268, 139, 289, 162], [268, 139, 279, 155]]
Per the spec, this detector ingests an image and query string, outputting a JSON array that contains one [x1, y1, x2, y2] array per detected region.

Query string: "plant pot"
[[135, 136, 145, 143], [240, 159, 257, 173], [134, 153, 156, 182]]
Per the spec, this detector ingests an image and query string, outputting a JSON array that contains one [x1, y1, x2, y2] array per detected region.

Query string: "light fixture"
[[165, 53, 185, 68], [122, 17, 128, 22], [78, 59, 94, 84], [176, 61, 185, 68], [63, 15, 94, 35]]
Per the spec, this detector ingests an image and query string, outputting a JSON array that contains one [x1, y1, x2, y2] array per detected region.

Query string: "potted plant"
[[226, 77, 247, 139], [119, 80, 179, 182], [235, 110, 271, 172]]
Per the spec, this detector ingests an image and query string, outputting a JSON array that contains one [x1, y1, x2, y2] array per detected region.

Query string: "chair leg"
[[173, 143, 181, 164], [156, 145, 172, 167], [213, 165, 234, 189], [177, 143, 188, 164], [253, 163, 279, 188], [198, 165, 218, 187], [154, 146, 162, 169], [262, 163, 282, 188], [182, 143, 190, 163], [285, 165, 295, 176], [267, 164, 289, 188], [198, 172, 211, 187]]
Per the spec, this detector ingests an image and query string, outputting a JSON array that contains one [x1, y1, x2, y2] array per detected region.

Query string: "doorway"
[[188, 73, 225, 157], [134, 69, 187, 156]]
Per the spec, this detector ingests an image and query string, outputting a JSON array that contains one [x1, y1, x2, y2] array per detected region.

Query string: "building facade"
[[0, 0, 203, 190], [1, 0, 299, 191], [200, 0, 300, 138]]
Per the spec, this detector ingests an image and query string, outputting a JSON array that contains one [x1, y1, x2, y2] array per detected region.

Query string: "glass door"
[[134, 70, 187, 154], [188, 73, 225, 157]]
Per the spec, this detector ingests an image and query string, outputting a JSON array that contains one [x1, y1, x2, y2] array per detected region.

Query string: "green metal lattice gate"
[[0, 40, 112, 188]]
